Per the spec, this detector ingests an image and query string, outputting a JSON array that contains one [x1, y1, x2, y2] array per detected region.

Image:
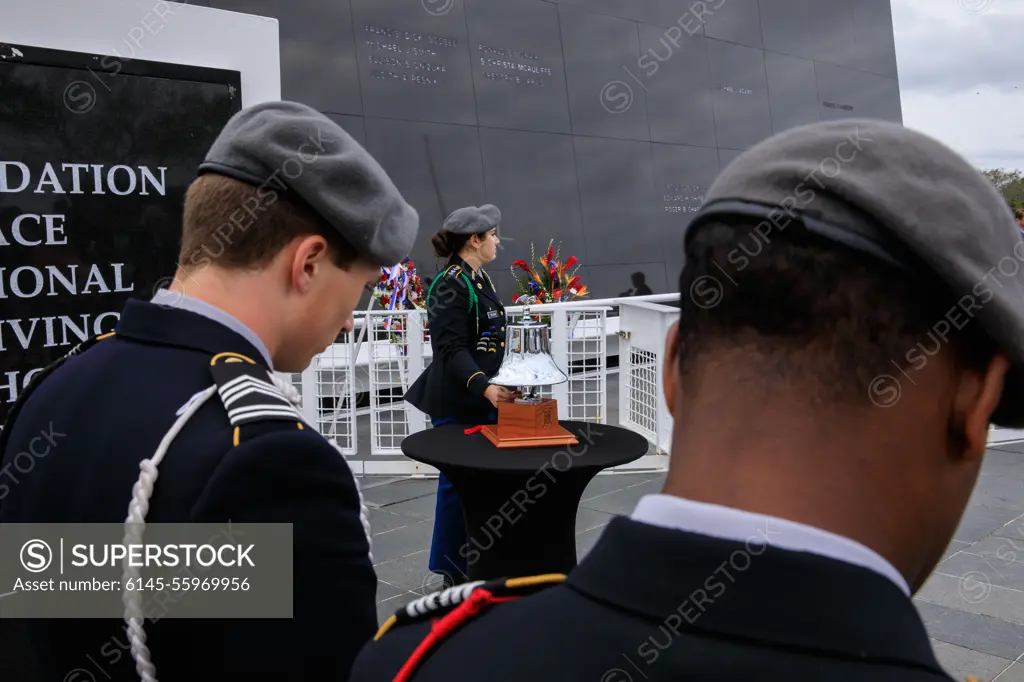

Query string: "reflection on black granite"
[[587, 263, 668, 299], [619, 272, 653, 297], [478, 128, 587, 301], [361, 117, 486, 270], [0, 59, 238, 420]]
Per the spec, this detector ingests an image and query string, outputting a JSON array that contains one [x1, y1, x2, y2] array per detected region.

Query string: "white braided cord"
[[122, 384, 218, 682]]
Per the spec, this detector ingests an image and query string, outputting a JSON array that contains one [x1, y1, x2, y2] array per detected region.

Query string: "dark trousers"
[[427, 411, 495, 582]]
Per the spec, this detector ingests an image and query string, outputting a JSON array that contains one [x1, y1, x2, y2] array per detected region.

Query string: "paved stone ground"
[[361, 441, 1024, 682]]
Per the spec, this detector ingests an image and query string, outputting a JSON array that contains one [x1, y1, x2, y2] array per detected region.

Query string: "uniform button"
[[477, 283, 482, 289], [501, 342, 505, 348], [500, 327, 504, 332]]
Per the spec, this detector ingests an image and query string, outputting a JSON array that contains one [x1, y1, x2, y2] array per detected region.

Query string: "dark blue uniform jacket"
[[350, 517, 953, 682], [0, 299, 377, 681], [404, 257, 507, 423]]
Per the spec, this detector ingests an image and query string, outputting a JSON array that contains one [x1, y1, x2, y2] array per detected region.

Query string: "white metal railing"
[[291, 294, 680, 475]]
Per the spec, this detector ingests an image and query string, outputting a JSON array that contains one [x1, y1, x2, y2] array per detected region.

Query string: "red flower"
[[512, 294, 521, 303], [513, 259, 532, 272], [563, 255, 578, 269]]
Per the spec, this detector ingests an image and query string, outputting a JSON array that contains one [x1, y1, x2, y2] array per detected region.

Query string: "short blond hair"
[[179, 174, 360, 270]]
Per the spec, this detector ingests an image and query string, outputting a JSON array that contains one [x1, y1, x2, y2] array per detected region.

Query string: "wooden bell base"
[[480, 397, 580, 449], [479, 424, 579, 449]]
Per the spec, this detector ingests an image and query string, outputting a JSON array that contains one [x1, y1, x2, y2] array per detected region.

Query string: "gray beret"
[[442, 204, 501, 235], [686, 118, 1024, 427], [198, 101, 418, 266]]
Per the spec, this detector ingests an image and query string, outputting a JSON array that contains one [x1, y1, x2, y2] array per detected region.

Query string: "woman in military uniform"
[[404, 204, 514, 588]]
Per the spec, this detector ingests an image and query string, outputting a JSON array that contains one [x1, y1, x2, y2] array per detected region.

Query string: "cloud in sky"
[[893, 0, 1024, 170]]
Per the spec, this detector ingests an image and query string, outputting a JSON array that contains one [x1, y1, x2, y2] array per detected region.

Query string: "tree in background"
[[981, 168, 1024, 211]]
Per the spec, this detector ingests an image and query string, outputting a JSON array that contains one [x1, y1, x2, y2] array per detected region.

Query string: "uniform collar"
[[631, 494, 910, 595], [150, 290, 273, 368], [454, 256, 483, 280], [566, 516, 942, 674], [114, 298, 272, 369]]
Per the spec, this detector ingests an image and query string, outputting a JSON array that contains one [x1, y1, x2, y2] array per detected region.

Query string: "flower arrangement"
[[371, 257, 426, 347], [510, 240, 588, 305]]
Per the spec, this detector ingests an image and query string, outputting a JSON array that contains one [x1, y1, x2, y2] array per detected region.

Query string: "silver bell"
[[489, 298, 568, 400]]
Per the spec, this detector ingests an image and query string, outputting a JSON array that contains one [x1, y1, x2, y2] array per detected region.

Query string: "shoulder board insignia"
[[375, 574, 565, 680], [209, 353, 305, 429], [443, 265, 463, 279], [374, 573, 565, 641]]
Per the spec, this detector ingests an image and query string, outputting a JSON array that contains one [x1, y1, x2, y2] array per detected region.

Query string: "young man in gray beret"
[[0, 101, 418, 681], [352, 118, 1023, 682]]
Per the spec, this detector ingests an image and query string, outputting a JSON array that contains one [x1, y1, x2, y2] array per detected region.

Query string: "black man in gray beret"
[[353, 118, 1024, 682], [0, 100, 418, 681], [404, 203, 514, 589]]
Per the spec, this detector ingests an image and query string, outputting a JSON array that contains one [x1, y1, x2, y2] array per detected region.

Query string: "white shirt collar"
[[631, 494, 910, 596]]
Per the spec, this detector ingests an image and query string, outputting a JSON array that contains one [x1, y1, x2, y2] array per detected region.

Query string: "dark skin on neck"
[[658, 322, 1010, 594]]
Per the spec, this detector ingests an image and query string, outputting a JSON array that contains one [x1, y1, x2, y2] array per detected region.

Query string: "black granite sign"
[[0, 44, 241, 421]]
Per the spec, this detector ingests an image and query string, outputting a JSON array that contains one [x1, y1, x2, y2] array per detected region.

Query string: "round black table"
[[401, 420, 649, 581]]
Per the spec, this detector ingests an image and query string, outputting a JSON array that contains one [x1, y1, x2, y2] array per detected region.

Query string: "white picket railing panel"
[[294, 295, 680, 475]]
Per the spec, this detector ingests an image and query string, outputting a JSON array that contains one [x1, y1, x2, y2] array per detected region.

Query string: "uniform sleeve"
[[189, 427, 377, 680], [427, 272, 490, 398]]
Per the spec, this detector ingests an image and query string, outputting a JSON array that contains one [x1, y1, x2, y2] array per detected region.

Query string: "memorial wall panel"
[[550, 0, 707, 31], [653, 143, 721, 290], [759, 0, 816, 61], [328, 114, 367, 146], [706, 39, 773, 150], [195, 0, 902, 298], [639, 26, 717, 147], [804, 0, 859, 69], [478, 128, 587, 299], [573, 136, 661, 266], [361, 117, 485, 268], [851, 0, 899, 78], [209, 0, 363, 115], [560, 5, 649, 141], [350, 0, 477, 125], [765, 51, 821, 132], [703, 0, 763, 49], [465, 0, 571, 134]]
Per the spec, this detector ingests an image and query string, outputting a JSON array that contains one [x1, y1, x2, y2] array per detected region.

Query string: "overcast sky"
[[893, 0, 1024, 172]]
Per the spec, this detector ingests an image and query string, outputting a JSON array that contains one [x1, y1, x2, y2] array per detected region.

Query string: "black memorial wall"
[[217, 0, 897, 302], [0, 43, 241, 422]]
